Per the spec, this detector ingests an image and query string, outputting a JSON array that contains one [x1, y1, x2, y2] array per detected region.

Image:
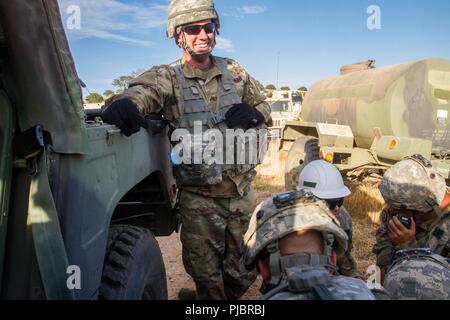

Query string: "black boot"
[[178, 288, 197, 300]]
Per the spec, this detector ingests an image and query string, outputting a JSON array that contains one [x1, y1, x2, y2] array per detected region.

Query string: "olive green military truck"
[[282, 59, 450, 189], [0, 1, 178, 299]]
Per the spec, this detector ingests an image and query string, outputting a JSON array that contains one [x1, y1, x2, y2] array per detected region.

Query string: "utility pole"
[[276, 51, 280, 89]]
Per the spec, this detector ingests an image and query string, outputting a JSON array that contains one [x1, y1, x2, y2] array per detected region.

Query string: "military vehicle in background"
[[279, 59, 450, 189], [258, 90, 303, 176], [267, 91, 302, 127], [0, 1, 178, 299]]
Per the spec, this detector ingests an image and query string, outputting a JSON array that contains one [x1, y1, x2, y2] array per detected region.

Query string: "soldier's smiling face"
[[179, 19, 215, 55]]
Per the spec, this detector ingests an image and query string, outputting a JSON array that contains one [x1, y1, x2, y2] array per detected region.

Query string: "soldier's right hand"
[[388, 216, 416, 246], [102, 98, 149, 136]]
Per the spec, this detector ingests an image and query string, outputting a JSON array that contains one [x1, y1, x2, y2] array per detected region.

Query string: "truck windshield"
[[292, 94, 302, 103], [269, 100, 290, 112]]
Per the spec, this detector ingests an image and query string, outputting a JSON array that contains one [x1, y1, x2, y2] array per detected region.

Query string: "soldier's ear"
[[257, 259, 271, 282], [440, 191, 450, 209], [174, 32, 184, 49]]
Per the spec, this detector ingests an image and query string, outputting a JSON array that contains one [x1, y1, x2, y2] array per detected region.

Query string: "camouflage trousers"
[[180, 187, 258, 300]]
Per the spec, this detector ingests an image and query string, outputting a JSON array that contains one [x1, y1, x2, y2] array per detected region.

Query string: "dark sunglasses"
[[324, 198, 345, 210], [182, 22, 216, 36]]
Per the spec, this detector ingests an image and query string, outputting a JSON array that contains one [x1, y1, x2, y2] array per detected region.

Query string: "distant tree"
[[265, 84, 276, 90], [112, 69, 146, 94], [103, 90, 115, 98], [112, 75, 134, 93], [130, 69, 146, 78], [298, 86, 308, 92], [280, 86, 290, 90], [86, 93, 104, 103]]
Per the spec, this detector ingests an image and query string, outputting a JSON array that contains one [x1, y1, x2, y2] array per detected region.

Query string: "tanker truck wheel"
[[284, 136, 319, 190], [99, 225, 168, 300]]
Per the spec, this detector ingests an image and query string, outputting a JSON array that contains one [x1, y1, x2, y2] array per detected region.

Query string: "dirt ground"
[[157, 176, 383, 300], [157, 231, 263, 300]]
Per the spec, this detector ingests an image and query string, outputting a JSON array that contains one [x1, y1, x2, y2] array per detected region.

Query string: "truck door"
[[0, 89, 14, 290]]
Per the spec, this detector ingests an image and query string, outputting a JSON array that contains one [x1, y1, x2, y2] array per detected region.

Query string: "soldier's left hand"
[[225, 103, 265, 128], [387, 216, 416, 246]]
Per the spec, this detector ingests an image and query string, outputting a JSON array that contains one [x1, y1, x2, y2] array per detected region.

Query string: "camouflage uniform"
[[336, 206, 362, 278], [180, 187, 257, 299], [383, 249, 450, 299], [266, 271, 375, 300], [102, 0, 270, 299], [119, 57, 271, 137], [372, 155, 449, 268], [296, 160, 361, 277], [243, 190, 376, 300], [114, 56, 269, 299]]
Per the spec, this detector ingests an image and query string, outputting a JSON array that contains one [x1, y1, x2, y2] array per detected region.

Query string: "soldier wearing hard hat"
[[242, 189, 375, 300], [298, 160, 362, 278]]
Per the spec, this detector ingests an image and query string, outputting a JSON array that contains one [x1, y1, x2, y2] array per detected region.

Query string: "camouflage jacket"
[[383, 251, 450, 300], [372, 207, 450, 267], [265, 275, 375, 300], [336, 206, 362, 278], [114, 55, 272, 197]]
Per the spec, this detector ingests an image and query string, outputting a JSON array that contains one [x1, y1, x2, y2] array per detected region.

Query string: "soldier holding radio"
[[372, 154, 450, 282]]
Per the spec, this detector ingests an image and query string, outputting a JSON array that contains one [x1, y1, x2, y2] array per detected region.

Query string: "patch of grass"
[[345, 182, 384, 274], [252, 176, 284, 204]]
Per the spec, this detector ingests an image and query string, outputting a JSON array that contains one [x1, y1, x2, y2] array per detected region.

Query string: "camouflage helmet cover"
[[243, 190, 348, 268], [380, 154, 446, 213], [167, 0, 220, 38], [384, 250, 450, 300]]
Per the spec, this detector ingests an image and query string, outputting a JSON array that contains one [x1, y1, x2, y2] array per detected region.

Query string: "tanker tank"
[[302, 58, 450, 154]]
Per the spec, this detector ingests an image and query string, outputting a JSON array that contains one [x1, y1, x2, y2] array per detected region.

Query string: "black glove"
[[102, 98, 148, 136], [224, 103, 265, 129]]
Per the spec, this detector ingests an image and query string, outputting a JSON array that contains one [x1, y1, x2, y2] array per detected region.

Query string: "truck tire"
[[99, 225, 168, 300], [284, 136, 319, 190]]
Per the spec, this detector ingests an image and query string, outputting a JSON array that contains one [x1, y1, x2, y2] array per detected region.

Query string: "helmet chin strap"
[[178, 31, 216, 61], [266, 232, 336, 286]]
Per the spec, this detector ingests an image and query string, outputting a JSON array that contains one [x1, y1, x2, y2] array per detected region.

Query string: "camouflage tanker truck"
[[282, 59, 450, 189], [0, 1, 179, 299]]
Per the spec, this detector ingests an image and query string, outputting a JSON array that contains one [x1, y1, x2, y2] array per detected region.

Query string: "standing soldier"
[[102, 0, 271, 300], [373, 154, 450, 282]]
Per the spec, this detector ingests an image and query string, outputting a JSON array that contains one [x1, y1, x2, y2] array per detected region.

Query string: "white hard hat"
[[298, 160, 351, 199]]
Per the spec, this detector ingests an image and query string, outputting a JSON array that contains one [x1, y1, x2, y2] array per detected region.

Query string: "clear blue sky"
[[58, 0, 450, 96]]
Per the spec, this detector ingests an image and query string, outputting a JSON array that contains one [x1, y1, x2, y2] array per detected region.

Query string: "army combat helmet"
[[243, 189, 348, 285], [383, 249, 450, 300], [380, 154, 446, 214], [167, 0, 220, 38]]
